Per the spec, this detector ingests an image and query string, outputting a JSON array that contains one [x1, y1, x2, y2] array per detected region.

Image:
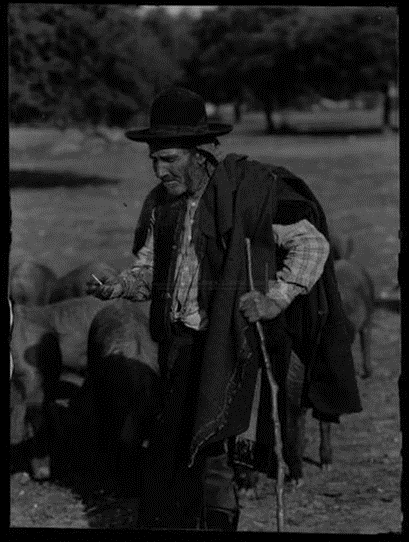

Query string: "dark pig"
[[10, 297, 110, 479], [87, 299, 160, 493]]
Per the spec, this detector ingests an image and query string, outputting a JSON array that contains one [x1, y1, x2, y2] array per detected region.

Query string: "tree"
[[240, 10, 308, 132], [9, 4, 182, 127], [296, 8, 397, 100], [89, 6, 182, 126], [181, 6, 398, 133], [9, 3, 58, 123], [143, 7, 197, 86], [182, 6, 302, 129]]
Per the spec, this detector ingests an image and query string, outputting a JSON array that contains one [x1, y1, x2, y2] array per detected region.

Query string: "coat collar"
[[199, 153, 247, 238]]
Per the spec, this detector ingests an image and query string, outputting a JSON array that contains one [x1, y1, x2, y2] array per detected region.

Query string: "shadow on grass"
[[10, 442, 33, 477], [374, 298, 401, 314], [48, 391, 142, 529], [50, 440, 145, 529], [52, 469, 140, 529], [10, 170, 120, 190], [10, 405, 139, 529]]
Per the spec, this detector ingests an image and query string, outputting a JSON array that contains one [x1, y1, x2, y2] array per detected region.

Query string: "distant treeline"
[[9, 5, 398, 133]]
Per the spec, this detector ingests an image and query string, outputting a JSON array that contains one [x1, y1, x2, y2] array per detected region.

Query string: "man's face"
[[150, 147, 202, 197]]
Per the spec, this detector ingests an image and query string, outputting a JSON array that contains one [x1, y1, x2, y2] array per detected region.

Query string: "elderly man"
[[87, 87, 362, 530]]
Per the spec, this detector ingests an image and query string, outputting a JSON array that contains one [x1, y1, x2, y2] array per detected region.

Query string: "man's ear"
[[194, 148, 208, 166]]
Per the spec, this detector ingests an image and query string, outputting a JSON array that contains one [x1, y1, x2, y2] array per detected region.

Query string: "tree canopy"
[[9, 4, 181, 127], [9, 5, 398, 131], [182, 6, 398, 132]]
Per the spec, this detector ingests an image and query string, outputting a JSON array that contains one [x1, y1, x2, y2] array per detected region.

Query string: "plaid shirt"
[[121, 199, 330, 331]]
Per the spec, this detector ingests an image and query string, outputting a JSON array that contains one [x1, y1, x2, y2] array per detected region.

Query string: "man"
[[87, 87, 362, 530]]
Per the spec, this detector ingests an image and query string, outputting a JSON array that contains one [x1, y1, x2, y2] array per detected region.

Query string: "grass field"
[[9, 113, 401, 532], [9, 112, 399, 294]]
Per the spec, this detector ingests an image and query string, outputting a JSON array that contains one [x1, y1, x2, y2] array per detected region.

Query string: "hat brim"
[[125, 122, 233, 142]]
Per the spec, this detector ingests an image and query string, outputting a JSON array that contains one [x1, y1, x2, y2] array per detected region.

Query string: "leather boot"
[[201, 450, 240, 531], [201, 505, 240, 531]]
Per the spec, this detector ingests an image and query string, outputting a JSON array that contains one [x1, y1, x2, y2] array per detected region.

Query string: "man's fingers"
[[97, 282, 123, 300], [240, 304, 260, 322], [86, 283, 98, 294], [239, 291, 260, 309], [85, 281, 99, 288], [239, 292, 254, 310], [240, 292, 252, 303], [240, 291, 280, 322], [86, 274, 122, 299], [246, 313, 259, 323], [86, 280, 101, 294], [86, 282, 115, 299], [240, 293, 261, 311], [98, 274, 119, 286]]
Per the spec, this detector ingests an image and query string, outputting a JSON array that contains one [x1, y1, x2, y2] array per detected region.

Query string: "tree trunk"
[[382, 83, 391, 129], [234, 100, 242, 124], [263, 101, 275, 134]]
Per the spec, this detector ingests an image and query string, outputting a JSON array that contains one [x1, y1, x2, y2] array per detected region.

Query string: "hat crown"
[[124, 86, 232, 143], [150, 87, 207, 129]]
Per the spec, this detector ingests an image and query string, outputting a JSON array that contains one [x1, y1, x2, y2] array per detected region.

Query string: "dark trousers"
[[136, 325, 238, 529]]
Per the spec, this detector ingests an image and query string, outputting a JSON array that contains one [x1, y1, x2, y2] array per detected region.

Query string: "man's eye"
[[152, 156, 176, 165]]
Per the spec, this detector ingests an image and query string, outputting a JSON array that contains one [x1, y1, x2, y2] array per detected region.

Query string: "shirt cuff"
[[266, 279, 306, 310], [118, 267, 152, 301]]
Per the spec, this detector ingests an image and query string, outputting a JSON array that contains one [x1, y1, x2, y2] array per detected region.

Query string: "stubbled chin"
[[165, 184, 186, 196]]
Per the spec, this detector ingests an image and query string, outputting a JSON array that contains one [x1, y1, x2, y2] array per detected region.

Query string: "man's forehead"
[[149, 147, 190, 159]]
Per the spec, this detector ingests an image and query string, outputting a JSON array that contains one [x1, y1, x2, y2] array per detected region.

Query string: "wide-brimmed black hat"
[[125, 87, 233, 145]]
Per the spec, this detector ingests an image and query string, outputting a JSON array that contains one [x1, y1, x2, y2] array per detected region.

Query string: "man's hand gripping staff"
[[239, 290, 282, 322]]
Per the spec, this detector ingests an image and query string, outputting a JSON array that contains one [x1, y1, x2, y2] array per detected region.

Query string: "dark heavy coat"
[[133, 154, 362, 469]]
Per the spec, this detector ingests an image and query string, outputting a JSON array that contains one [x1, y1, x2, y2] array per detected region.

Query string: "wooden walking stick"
[[245, 238, 286, 532]]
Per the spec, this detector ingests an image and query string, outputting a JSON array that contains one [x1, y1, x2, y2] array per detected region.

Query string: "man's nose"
[[155, 162, 168, 180]]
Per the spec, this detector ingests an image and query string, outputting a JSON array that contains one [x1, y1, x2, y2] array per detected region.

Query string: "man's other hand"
[[239, 290, 281, 322], [86, 276, 123, 300]]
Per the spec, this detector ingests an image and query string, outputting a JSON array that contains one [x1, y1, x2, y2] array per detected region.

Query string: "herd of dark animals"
[[9, 232, 399, 506]]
